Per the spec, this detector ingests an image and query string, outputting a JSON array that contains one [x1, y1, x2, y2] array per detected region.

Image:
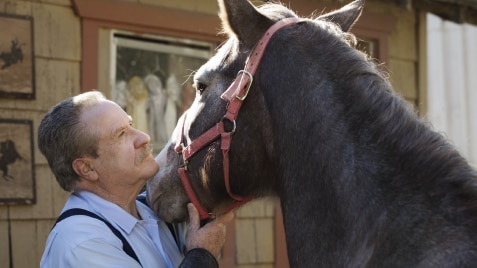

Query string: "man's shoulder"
[[52, 211, 124, 246], [41, 214, 139, 268]]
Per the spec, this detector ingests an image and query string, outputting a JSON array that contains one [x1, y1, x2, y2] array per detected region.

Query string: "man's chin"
[[141, 156, 160, 175]]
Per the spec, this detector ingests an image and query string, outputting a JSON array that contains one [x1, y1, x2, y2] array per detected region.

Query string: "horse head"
[[146, 0, 365, 223]]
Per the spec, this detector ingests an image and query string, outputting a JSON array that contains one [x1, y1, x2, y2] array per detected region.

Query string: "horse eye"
[[195, 82, 207, 94]]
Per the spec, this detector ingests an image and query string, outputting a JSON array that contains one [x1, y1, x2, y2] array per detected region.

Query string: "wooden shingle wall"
[[0, 0, 78, 267]]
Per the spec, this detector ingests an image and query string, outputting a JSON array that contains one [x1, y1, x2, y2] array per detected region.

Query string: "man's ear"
[[72, 158, 98, 181]]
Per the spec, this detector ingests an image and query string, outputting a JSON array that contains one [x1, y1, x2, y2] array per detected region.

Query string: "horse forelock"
[[257, 2, 298, 21]]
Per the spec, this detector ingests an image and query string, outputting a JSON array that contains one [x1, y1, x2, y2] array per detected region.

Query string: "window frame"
[[72, 0, 222, 92]]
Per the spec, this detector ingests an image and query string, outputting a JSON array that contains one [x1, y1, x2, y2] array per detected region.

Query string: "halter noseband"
[[174, 17, 300, 220]]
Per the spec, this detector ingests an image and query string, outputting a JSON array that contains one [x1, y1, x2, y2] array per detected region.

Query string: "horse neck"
[[271, 69, 477, 265], [272, 73, 475, 266], [251, 24, 477, 265]]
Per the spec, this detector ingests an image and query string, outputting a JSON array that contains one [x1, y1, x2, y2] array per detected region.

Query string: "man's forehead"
[[80, 101, 125, 127]]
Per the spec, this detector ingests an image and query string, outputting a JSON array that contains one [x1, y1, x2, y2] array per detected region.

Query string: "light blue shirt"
[[40, 191, 186, 268]]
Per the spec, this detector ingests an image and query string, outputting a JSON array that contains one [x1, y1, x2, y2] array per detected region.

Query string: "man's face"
[[81, 100, 159, 189]]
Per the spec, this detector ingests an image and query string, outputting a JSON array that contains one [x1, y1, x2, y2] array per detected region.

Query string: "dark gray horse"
[[147, 0, 477, 266]]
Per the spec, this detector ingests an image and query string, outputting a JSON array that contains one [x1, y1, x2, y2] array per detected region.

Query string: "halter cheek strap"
[[175, 17, 300, 221]]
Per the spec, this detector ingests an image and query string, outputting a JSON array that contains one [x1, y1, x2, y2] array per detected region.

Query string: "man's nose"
[[134, 128, 151, 148]]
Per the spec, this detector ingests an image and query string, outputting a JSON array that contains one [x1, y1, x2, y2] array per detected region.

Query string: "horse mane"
[[258, 3, 477, 218], [335, 35, 477, 216]]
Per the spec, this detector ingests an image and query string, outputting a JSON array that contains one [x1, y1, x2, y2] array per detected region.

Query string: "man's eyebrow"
[[111, 125, 125, 138], [110, 115, 133, 137]]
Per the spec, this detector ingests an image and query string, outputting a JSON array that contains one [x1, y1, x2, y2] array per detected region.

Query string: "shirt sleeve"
[[178, 248, 218, 268]]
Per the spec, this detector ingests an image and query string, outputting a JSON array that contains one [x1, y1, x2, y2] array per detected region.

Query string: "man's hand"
[[185, 203, 235, 258]]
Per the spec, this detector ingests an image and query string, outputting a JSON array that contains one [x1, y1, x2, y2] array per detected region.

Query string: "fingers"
[[187, 203, 235, 227], [216, 210, 235, 226], [187, 203, 200, 230], [184, 204, 235, 257]]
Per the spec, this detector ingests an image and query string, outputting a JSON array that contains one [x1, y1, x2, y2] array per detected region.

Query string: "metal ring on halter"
[[183, 160, 188, 171], [221, 117, 236, 133], [178, 155, 188, 171], [235, 70, 253, 101]]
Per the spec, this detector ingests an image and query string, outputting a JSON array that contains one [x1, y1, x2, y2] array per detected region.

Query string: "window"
[[111, 33, 213, 152], [357, 38, 378, 58]]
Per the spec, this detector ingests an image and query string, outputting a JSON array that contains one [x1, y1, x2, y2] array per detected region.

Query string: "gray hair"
[[38, 91, 106, 191]]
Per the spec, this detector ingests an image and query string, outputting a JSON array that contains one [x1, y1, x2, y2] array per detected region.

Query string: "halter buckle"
[[235, 70, 253, 101]]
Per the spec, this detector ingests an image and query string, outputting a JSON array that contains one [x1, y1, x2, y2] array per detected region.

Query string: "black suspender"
[[53, 208, 142, 266]]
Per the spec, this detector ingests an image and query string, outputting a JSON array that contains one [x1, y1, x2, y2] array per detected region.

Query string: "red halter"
[[175, 17, 300, 220]]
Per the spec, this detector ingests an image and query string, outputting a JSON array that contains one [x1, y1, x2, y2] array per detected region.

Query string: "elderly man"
[[38, 91, 233, 267]]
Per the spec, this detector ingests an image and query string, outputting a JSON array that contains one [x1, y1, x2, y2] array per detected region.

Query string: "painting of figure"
[[0, 13, 35, 99], [0, 119, 35, 204]]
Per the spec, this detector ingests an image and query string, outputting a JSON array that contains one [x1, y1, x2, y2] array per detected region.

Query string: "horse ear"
[[218, 0, 271, 44], [317, 0, 365, 32]]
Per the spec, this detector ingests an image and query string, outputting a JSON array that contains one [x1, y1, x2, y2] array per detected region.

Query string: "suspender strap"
[[53, 208, 142, 266]]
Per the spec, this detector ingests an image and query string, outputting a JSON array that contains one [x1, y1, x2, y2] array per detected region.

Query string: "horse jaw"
[[146, 140, 190, 223], [317, 0, 365, 32]]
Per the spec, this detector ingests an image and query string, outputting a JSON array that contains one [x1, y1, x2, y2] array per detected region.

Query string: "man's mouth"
[[136, 143, 153, 164]]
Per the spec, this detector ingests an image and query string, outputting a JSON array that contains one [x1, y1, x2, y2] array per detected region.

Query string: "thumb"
[[187, 203, 200, 231]]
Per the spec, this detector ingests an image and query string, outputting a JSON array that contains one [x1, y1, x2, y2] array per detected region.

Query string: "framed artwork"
[[0, 13, 35, 99], [0, 119, 36, 204], [111, 33, 214, 153]]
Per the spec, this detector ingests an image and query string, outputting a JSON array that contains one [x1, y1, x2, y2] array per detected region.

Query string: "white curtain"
[[426, 13, 477, 167]]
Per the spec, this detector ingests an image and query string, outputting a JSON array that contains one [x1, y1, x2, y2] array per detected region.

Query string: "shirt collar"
[[68, 191, 141, 234]]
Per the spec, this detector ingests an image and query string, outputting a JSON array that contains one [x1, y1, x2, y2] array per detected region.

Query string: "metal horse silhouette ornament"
[[147, 0, 477, 266]]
